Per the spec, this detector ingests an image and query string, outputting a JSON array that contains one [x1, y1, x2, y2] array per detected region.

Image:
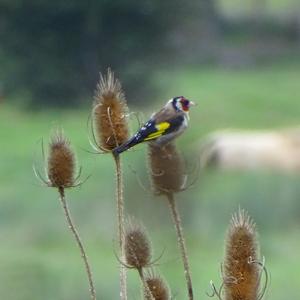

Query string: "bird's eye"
[[181, 99, 188, 106]]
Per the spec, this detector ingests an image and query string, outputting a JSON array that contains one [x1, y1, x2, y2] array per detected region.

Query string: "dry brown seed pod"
[[47, 130, 76, 188], [92, 68, 130, 300], [124, 220, 152, 269], [93, 68, 129, 151], [144, 273, 170, 300], [148, 142, 186, 195], [224, 209, 260, 300]]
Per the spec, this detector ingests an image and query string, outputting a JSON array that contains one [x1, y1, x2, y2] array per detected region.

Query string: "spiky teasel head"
[[148, 142, 186, 195], [124, 218, 152, 270], [47, 130, 76, 189], [144, 271, 170, 300], [223, 209, 260, 300], [93, 68, 129, 152]]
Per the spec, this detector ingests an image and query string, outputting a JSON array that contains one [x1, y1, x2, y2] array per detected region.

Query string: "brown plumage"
[[151, 102, 184, 124], [144, 274, 170, 300], [124, 220, 152, 269], [47, 131, 75, 188], [93, 68, 129, 151], [148, 142, 186, 195], [224, 209, 260, 300]]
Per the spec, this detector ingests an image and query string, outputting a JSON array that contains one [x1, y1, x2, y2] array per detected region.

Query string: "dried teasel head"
[[47, 130, 76, 189], [124, 219, 152, 270], [144, 272, 170, 300], [148, 142, 186, 195], [223, 209, 260, 300], [92, 68, 129, 152]]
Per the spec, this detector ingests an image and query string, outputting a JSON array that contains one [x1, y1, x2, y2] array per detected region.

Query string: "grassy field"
[[217, 0, 300, 17], [1, 62, 300, 299]]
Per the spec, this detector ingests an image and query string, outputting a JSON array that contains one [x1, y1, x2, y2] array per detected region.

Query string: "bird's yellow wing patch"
[[156, 122, 170, 131], [144, 122, 170, 141]]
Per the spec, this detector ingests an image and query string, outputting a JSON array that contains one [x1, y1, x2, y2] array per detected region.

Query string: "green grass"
[[217, 0, 299, 17], [157, 62, 300, 138], [1, 61, 300, 299]]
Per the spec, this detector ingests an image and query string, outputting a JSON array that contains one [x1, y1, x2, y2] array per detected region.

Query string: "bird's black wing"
[[140, 114, 185, 142], [113, 115, 184, 155]]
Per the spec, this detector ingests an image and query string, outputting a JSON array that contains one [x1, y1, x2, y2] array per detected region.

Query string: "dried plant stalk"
[[167, 193, 193, 300], [139, 269, 155, 300], [114, 155, 127, 300], [224, 209, 260, 300], [148, 142, 193, 300], [59, 188, 97, 300], [92, 69, 129, 300], [46, 131, 96, 300], [123, 219, 155, 300]]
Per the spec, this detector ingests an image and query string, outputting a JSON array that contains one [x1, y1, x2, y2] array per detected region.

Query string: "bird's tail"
[[112, 136, 139, 156]]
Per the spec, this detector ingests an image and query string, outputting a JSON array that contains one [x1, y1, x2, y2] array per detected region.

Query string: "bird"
[[112, 96, 195, 155]]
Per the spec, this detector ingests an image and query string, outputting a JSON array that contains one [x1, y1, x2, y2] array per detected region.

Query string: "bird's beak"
[[189, 101, 196, 106]]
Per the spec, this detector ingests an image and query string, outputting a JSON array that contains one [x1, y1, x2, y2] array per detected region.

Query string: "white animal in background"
[[200, 129, 300, 172]]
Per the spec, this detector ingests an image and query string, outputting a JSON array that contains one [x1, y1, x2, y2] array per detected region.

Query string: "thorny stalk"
[[167, 193, 194, 300], [58, 187, 97, 300], [137, 268, 155, 300], [114, 155, 127, 300]]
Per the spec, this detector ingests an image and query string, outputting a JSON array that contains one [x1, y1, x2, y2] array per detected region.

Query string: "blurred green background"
[[1, 1, 300, 299]]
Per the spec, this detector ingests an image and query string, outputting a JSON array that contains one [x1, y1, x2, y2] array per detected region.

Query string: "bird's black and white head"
[[169, 96, 194, 113]]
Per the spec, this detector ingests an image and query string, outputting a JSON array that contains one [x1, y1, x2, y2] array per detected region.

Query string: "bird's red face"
[[180, 97, 191, 111], [172, 96, 195, 112], [171, 96, 195, 112]]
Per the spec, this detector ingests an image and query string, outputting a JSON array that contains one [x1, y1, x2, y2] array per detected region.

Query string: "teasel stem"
[[92, 69, 129, 299], [147, 143, 193, 299], [123, 217, 156, 299], [137, 268, 155, 300], [114, 155, 127, 300], [92, 68, 129, 300], [58, 187, 97, 300], [166, 193, 193, 300]]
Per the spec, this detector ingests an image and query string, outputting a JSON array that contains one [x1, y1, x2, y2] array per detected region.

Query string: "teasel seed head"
[[224, 209, 260, 300], [124, 219, 152, 270], [47, 130, 76, 189], [144, 272, 170, 300], [93, 68, 129, 152], [148, 142, 186, 195]]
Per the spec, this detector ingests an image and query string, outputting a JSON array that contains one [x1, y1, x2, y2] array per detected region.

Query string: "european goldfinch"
[[113, 96, 194, 155]]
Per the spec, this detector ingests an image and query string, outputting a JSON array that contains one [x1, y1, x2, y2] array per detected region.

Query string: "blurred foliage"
[[0, 0, 208, 107], [0, 0, 299, 107], [0, 0, 300, 108]]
